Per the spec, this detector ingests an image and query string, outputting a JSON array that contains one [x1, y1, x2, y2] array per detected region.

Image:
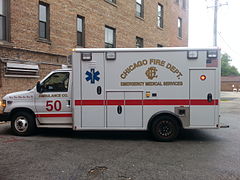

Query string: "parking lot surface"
[[0, 92, 240, 180]]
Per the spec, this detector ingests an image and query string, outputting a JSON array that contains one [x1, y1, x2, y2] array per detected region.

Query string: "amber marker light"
[[200, 75, 207, 81], [146, 91, 151, 98]]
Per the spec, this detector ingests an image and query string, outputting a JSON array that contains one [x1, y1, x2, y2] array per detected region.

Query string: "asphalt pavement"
[[0, 92, 239, 180]]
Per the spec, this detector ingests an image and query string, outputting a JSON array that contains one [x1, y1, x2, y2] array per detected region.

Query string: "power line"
[[218, 32, 240, 57]]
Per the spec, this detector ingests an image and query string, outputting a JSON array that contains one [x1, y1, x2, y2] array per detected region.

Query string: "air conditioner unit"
[[5, 62, 39, 78]]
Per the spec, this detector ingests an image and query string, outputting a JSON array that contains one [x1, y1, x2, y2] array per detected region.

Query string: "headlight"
[[0, 100, 6, 108], [0, 100, 6, 113]]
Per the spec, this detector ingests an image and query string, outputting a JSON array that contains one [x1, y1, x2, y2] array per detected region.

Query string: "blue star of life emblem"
[[85, 69, 100, 84]]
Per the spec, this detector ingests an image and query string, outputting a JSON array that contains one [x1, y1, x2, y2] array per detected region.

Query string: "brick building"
[[221, 76, 240, 92], [0, 0, 189, 98]]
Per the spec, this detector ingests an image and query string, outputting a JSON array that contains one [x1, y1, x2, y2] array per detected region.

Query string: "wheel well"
[[9, 108, 36, 120], [148, 112, 183, 131]]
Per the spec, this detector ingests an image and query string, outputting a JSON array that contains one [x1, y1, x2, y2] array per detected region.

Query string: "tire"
[[11, 111, 36, 136], [151, 115, 180, 142]]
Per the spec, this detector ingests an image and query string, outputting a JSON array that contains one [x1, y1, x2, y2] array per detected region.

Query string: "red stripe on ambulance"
[[74, 99, 218, 106]]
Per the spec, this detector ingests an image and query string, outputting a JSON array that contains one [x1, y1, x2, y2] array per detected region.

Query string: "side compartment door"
[[35, 72, 72, 125], [106, 92, 125, 127], [125, 92, 143, 127], [189, 69, 217, 126], [81, 53, 105, 127]]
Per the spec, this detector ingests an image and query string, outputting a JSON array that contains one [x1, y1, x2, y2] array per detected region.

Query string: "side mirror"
[[36, 81, 43, 93]]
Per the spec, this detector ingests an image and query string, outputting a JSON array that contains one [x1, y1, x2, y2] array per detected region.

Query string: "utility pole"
[[208, 0, 228, 46], [213, 0, 218, 46]]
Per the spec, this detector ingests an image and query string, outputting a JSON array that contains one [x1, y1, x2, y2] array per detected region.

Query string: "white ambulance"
[[0, 47, 224, 141]]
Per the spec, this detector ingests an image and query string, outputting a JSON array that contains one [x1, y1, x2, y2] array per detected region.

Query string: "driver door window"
[[42, 72, 69, 92]]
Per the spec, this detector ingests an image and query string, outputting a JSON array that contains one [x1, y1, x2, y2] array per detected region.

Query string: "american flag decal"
[[206, 59, 218, 67]]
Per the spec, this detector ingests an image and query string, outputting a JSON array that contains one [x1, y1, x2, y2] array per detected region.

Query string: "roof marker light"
[[106, 52, 116, 60], [187, 50, 198, 59], [207, 50, 218, 58], [81, 53, 92, 61]]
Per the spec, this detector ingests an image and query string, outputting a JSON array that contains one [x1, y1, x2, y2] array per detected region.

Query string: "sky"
[[188, 0, 240, 71]]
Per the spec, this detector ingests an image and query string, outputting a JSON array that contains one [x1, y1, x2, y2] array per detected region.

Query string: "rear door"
[[189, 69, 217, 126]]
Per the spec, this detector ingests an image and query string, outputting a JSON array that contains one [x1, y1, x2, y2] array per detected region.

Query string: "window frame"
[[39, 1, 50, 40], [157, 3, 164, 28], [105, 25, 116, 48], [178, 17, 183, 38], [136, 36, 144, 48], [0, 0, 10, 42], [77, 15, 85, 47], [136, 0, 144, 18]]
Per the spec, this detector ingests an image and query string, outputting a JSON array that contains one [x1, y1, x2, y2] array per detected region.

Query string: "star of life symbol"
[[145, 67, 158, 80], [85, 69, 100, 84]]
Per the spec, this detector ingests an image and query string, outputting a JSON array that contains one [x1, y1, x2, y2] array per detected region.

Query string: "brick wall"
[[0, 0, 188, 98], [221, 82, 240, 92]]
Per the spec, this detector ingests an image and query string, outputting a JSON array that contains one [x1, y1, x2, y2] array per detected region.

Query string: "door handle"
[[66, 100, 71, 108], [207, 93, 212, 102], [97, 86, 102, 95], [117, 105, 122, 114]]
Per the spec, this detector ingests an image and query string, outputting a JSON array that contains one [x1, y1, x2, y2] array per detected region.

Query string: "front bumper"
[[0, 113, 10, 122]]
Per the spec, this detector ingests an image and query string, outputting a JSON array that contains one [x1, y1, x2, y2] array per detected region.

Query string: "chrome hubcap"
[[15, 116, 28, 132]]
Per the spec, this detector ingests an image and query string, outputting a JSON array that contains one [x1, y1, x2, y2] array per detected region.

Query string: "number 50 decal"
[[46, 100, 62, 112]]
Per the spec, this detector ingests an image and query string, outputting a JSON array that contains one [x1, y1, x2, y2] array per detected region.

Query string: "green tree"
[[221, 53, 240, 76]]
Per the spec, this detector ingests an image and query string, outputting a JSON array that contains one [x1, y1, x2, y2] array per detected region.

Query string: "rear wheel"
[[151, 115, 180, 142], [11, 111, 36, 136]]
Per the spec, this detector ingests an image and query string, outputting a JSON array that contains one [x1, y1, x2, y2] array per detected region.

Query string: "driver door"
[[35, 71, 72, 125]]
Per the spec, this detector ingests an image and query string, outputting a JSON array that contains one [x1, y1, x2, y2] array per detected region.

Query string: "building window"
[[178, 17, 182, 38], [0, 0, 8, 41], [105, 26, 116, 48], [136, 0, 144, 18], [136, 37, 143, 48], [77, 16, 84, 47], [182, 0, 186, 9], [157, 4, 163, 28], [107, 0, 116, 4], [39, 2, 49, 40], [157, 44, 163, 48]]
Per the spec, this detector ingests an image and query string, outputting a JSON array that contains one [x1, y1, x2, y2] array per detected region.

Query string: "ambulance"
[[0, 47, 225, 141]]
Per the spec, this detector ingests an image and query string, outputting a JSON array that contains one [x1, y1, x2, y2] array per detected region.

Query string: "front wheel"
[[151, 116, 180, 142], [11, 111, 36, 136]]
